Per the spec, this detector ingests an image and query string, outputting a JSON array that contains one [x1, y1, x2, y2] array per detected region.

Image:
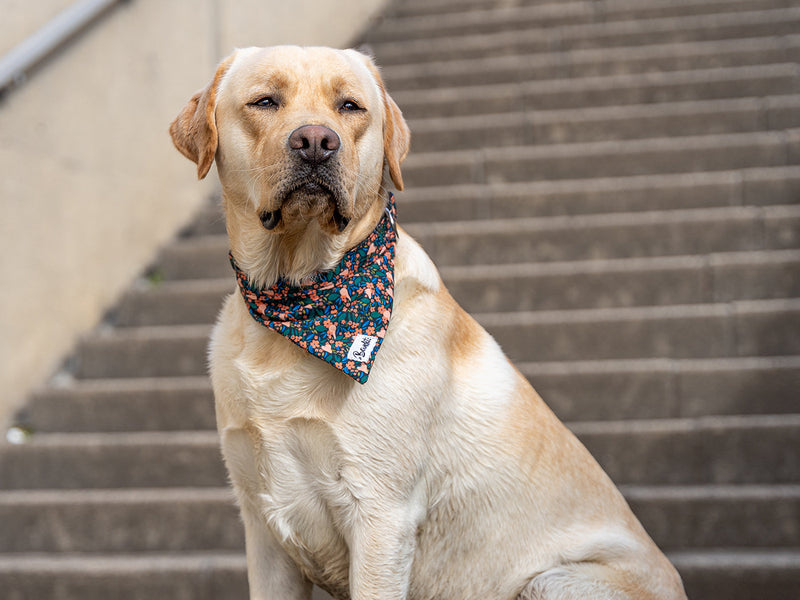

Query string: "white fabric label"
[[347, 334, 379, 363]]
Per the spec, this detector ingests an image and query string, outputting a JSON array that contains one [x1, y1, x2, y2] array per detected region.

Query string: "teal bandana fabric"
[[230, 194, 396, 384]]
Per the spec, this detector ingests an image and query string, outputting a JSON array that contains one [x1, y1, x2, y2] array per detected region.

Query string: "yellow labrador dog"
[[170, 46, 686, 600]]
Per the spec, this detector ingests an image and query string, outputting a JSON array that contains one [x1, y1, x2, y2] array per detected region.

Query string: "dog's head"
[[170, 46, 410, 286]]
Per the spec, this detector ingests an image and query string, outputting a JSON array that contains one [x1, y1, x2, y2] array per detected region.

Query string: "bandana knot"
[[230, 194, 396, 384]]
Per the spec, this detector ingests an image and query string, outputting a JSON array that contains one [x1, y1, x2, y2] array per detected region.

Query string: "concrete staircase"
[[3, 0, 800, 597]]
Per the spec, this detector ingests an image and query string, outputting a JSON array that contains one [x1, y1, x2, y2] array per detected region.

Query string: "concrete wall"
[[0, 0, 388, 425]]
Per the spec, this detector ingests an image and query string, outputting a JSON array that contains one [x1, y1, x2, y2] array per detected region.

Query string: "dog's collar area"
[[230, 193, 397, 384]]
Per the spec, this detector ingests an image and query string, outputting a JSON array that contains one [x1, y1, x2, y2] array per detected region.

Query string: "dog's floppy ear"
[[382, 88, 410, 191], [359, 53, 410, 191], [169, 54, 235, 180]]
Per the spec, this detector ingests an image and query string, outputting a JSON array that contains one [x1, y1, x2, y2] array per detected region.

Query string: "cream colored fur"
[[170, 46, 687, 600]]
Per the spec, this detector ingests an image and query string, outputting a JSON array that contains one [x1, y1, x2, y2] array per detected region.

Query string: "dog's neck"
[[224, 194, 387, 289]]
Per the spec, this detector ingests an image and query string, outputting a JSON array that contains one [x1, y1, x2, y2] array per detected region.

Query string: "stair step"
[[75, 325, 211, 379], [570, 414, 800, 485], [373, 7, 800, 64], [0, 488, 240, 553], [482, 298, 800, 363], [407, 95, 800, 151], [407, 205, 800, 267], [119, 250, 800, 327], [181, 200, 225, 237], [388, 0, 790, 19], [370, 0, 793, 42], [22, 355, 800, 433], [0, 485, 795, 553], [115, 279, 231, 327], [447, 250, 800, 313], [382, 36, 800, 91], [155, 204, 800, 280], [527, 356, 800, 422], [388, 0, 563, 17], [70, 298, 800, 378], [25, 377, 215, 433], [2, 415, 797, 489], [0, 431, 224, 490], [402, 129, 800, 188], [0, 552, 248, 600], [0, 549, 798, 600], [672, 548, 800, 599], [393, 64, 800, 119], [397, 166, 800, 223], [622, 485, 800, 551]]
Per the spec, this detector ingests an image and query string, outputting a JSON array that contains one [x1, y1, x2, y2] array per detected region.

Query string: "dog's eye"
[[339, 100, 365, 112], [249, 96, 279, 109]]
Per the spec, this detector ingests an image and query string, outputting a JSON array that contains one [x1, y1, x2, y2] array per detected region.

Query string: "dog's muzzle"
[[258, 124, 351, 232]]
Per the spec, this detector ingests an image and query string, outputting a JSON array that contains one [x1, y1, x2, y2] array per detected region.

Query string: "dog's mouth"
[[262, 177, 350, 233]]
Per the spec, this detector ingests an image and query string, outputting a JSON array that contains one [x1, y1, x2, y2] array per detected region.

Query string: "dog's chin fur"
[[277, 183, 346, 233], [225, 185, 386, 289]]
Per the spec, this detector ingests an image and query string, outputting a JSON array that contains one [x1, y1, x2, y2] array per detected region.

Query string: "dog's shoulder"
[[394, 226, 442, 298]]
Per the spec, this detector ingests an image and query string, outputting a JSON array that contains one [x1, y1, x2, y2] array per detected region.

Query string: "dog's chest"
[[221, 377, 360, 589], [262, 420, 354, 575]]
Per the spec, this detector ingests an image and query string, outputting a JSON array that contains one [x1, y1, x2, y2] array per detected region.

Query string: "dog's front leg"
[[239, 493, 313, 600], [348, 503, 420, 600], [220, 426, 312, 600]]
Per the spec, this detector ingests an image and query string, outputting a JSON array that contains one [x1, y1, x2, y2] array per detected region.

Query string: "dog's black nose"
[[288, 125, 340, 164]]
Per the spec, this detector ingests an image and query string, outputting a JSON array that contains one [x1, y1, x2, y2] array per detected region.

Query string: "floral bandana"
[[230, 194, 396, 384]]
